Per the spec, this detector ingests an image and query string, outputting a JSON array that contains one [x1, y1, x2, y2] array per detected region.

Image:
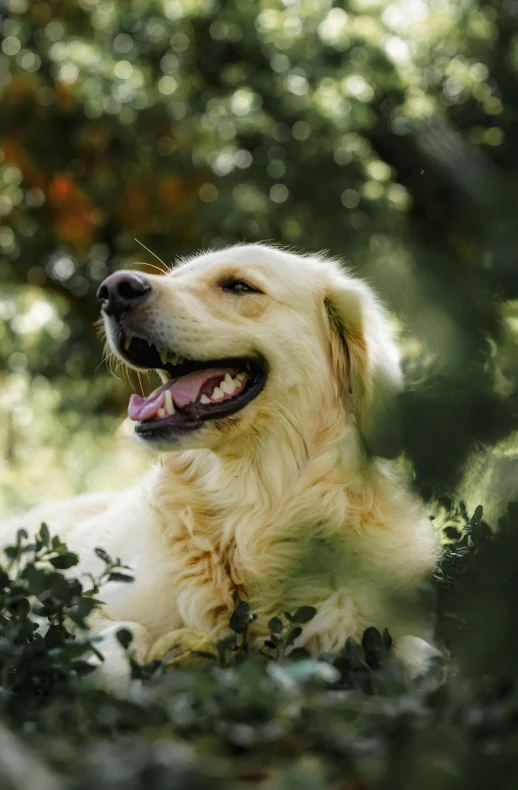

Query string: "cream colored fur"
[[0, 244, 440, 682]]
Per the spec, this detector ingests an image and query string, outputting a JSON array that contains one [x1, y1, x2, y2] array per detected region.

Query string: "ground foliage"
[[0, 506, 518, 789]]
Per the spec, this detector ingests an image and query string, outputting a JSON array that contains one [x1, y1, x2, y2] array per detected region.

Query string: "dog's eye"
[[220, 279, 261, 294]]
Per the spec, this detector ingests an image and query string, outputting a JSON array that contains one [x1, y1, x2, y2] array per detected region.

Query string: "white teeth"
[[200, 394, 211, 404], [158, 347, 168, 365], [225, 372, 236, 387], [167, 353, 185, 365], [157, 370, 169, 384], [164, 390, 175, 415], [220, 376, 236, 395], [208, 373, 244, 401], [157, 408, 166, 418], [124, 336, 132, 351]]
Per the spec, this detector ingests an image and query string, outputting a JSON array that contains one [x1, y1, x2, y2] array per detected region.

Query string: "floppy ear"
[[325, 267, 403, 458]]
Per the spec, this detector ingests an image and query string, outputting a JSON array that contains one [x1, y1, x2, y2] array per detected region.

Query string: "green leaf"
[[267, 616, 284, 634], [361, 626, 382, 653], [89, 644, 105, 663], [229, 600, 251, 633], [94, 547, 112, 564], [116, 628, 133, 650], [288, 647, 310, 661], [20, 564, 51, 596], [444, 526, 461, 541], [107, 572, 134, 583], [234, 600, 250, 617], [39, 523, 50, 547], [67, 578, 83, 598], [75, 598, 97, 619], [217, 634, 237, 653], [10, 597, 31, 616], [129, 656, 143, 680], [50, 552, 79, 570], [345, 637, 366, 670], [68, 612, 90, 630], [291, 606, 317, 624], [16, 528, 28, 546], [286, 626, 303, 646]]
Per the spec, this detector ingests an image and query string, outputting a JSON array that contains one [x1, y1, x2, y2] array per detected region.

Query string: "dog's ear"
[[325, 268, 403, 458]]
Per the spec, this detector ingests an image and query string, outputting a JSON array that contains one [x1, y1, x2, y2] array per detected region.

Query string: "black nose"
[[97, 272, 152, 316]]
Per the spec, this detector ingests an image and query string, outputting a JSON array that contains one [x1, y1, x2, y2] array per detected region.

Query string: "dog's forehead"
[[173, 245, 322, 286]]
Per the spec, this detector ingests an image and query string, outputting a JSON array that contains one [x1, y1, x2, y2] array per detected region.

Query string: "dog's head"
[[99, 243, 402, 457]]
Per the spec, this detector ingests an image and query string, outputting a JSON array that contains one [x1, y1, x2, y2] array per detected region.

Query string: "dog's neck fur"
[[152, 385, 367, 555], [148, 394, 355, 623]]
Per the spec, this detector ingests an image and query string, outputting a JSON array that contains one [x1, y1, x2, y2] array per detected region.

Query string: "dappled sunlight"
[[0, 369, 147, 516]]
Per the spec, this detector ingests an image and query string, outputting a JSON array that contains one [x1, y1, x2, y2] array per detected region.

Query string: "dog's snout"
[[97, 272, 152, 316]]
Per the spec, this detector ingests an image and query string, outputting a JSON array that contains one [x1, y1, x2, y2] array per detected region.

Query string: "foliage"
[[0, 524, 134, 724], [0, 508, 517, 789]]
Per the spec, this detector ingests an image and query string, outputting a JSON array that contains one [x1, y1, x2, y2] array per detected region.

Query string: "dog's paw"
[[148, 627, 217, 668]]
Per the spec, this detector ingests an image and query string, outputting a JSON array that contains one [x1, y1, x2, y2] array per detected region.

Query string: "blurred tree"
[[1, 0, 518, 507]]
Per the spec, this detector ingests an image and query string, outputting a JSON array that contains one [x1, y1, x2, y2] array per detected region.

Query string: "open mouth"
[[116, 333, 266, 438]]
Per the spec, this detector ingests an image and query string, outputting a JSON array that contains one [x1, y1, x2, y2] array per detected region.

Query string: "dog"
[[1, 243, 440, 683]]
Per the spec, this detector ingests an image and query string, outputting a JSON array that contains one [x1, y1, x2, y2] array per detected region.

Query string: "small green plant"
[[1, 506, 518, 790], [263, 606, 316, 660], [0, 524, 134, 725]]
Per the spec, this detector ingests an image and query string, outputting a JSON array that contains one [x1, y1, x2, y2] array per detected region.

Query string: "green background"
[[1, 0, 518, 520]]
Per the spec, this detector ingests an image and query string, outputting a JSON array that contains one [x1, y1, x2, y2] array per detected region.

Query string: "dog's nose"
[[97, 272, 152, 316]]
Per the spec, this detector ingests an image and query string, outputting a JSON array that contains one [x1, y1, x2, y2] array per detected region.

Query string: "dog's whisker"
[[133, 238, 169, 273], [130, 261, 168, 275], [100, 340, 126, 382]]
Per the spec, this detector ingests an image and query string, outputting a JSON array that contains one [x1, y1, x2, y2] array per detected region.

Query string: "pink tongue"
[[128, 368, 234, 422]]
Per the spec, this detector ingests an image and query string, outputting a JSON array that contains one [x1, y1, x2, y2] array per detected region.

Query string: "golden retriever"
[[1, 243, 440, 683]]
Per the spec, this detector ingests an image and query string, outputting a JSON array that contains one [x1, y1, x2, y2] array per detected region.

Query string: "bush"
[[1, 506, 518, 790]]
